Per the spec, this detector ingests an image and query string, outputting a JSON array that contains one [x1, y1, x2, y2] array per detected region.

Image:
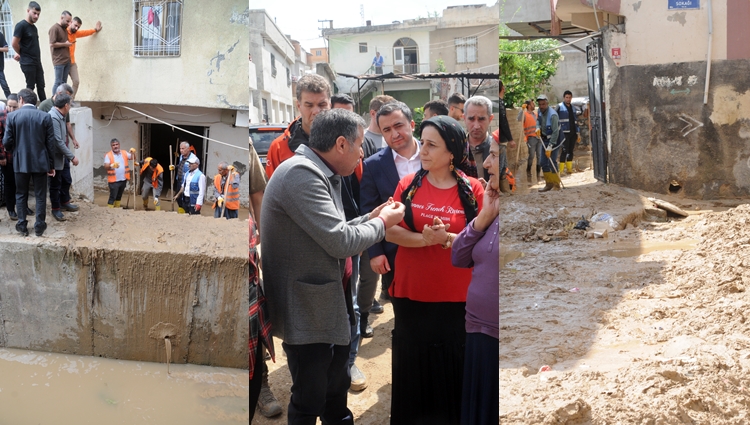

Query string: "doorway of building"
[[139, 123, 209, 192]]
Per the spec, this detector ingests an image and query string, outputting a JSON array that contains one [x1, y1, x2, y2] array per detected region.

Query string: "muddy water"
[[602, 239, 699, 258], [0, 348, 249, 424]]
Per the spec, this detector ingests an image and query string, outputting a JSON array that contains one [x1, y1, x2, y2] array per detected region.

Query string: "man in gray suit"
[[261, 108, 405, 425], [2, 88, 56, 236], [48, 93, 78, 221]]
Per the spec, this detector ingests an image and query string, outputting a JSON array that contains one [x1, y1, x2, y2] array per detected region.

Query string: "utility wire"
[[117, 105, 249, 152], [499, 32, 600, 55]]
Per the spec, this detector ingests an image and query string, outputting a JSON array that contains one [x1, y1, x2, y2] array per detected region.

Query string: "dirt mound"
[[501, 171, 750, 424]]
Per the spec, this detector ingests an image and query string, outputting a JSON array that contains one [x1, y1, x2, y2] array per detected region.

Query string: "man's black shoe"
[[361, 324, 374, 338], [52, 210, 65, 221], [8, 211, 18, 221], [371, 299, 384, 314], [15, 223, 28, 236], [34, 222, 47, 237], [61, 203, 79, 212]]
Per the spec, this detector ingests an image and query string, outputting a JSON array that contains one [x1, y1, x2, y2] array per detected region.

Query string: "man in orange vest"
[[139, 157, 163, 211], [264, 74, 331, 178], [517, 99, 541, 184], [212, 161, 240, 219], [103, 138, 134, 208]]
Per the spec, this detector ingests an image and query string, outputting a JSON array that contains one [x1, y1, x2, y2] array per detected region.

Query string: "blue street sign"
[[669, 0, 700, 10]]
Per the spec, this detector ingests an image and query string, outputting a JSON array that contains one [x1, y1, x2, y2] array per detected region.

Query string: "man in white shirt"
[[359, 101, 421, 331], [173, 157, 205, 215], [378, 102, 421, 179], [363, 95, 395, 152]]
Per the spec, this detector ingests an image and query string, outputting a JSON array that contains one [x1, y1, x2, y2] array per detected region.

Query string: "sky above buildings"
[[254, 0, 497, 52]]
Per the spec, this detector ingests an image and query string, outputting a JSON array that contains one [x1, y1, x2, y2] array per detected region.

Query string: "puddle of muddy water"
[[602, 240, 698, 258], [0, 348, 249, 424], [502, 250, 525, 268]]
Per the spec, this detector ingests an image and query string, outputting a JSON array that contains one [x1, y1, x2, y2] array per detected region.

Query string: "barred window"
[[271, 54, 277, 78], [0, 1, 13, 60], [455, 37, 477, 64], [133, 0, 183, 57], [286, 67, 291, 86], [359, 42, 367, 53]]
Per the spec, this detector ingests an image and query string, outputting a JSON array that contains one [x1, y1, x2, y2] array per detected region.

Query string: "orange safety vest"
[[213, 172, 240, 210], [266, 117, 363, 181], [523, 110, 537, 141], [106, 151, 130, 183], [140, 157, 164, 189]]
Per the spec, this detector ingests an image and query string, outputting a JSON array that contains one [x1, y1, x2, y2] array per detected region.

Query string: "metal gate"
[[586, 38, 608, 183]]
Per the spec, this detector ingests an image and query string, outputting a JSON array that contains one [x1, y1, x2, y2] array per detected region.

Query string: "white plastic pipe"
[[704, 0, 713, 105]]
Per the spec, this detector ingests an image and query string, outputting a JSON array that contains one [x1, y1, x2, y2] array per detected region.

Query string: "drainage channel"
[[0, 347, 249, 423]]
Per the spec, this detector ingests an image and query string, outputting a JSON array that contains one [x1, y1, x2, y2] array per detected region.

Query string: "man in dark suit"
[[360, 101, 422, 303], [2, 88, 56, 236]]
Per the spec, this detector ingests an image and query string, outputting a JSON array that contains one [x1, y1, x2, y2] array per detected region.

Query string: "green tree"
[[499, 25, 562, 108], [413, 107, 424, 139], [435, 58, 447, 73]]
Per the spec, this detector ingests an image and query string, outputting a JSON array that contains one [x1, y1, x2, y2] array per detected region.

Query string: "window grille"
[[0, 1, 13, 60], [455, 37, 477, 64], [271, 54, 277, 78], [133, 0, 183, 57], [359, 42, 367, 53], [286, 68, 291, 86]]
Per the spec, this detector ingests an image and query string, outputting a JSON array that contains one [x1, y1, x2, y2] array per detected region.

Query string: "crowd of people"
[[248, 73, 499, 424], [499, 79, 584, 192]]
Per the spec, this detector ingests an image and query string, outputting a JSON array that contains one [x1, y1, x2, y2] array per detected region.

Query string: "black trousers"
[[60, 159, 72, 205], [107, 180, 128, 204], [15, 172, 47, 231], [283, 342, 354, 425], [249, 342, 263, 423], [1, 159, 15, 213], [461, 332, 499, 425], [561, 132, 577, 162], [20, 62, 46, 101]]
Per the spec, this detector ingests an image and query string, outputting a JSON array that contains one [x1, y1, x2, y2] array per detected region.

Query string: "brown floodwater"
[[0, 348, 249, 424]]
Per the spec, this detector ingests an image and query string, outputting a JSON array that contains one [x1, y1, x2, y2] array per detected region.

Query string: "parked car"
[[249, 124, 286, 167]]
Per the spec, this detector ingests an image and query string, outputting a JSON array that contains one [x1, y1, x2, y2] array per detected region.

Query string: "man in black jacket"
[[497, 82, 514, 192], [2, 88, 56, 236]]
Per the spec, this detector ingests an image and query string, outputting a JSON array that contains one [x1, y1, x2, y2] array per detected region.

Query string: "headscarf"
[[401, 115, 479, 231]]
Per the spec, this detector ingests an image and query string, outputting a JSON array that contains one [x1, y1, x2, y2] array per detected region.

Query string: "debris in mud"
[[648, 197, 689, 217]]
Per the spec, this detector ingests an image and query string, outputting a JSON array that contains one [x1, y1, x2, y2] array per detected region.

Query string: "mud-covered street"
[[500, 170, 750, 424]]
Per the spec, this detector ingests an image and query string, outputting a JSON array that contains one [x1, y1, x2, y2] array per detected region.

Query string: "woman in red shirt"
[[386, 115, 484, 424]]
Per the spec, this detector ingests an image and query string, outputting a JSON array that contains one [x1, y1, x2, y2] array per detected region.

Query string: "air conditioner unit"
[[221, 109, 250, 127]]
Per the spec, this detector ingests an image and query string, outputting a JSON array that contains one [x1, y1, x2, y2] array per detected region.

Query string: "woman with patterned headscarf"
[[452, 133, 500, 425], [386, 115, 484, 424]]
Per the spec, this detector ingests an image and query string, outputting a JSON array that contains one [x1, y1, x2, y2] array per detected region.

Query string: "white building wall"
[[88, 104, 249, 207], [328, 29, 432, 76]]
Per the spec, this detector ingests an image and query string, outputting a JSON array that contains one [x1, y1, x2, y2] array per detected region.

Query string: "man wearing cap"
[[535, 94, 563, 192], [173, 156, 205, 215], [139, 157, 163, 210], [173, 141, 198, 214]]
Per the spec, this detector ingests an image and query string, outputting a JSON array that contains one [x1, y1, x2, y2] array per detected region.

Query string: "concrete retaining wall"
[[0, 241, 248, 369], [605, 57, 750, 199]]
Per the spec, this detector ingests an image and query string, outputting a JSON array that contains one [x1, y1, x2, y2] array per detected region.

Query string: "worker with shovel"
[[535, 94, 563, 192], [103, 138, 134, 208], [139, 157, 164, 210], [212, 161, 240, 219]]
